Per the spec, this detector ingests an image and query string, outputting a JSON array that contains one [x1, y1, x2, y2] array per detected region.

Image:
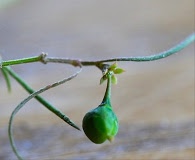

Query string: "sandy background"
[[0, 0, 194, 159]]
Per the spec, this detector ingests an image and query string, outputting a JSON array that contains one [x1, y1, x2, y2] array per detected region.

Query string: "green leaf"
[[108, 62, 118, 71], [111, 74, 117, 84], [113, 68, 125, 74]]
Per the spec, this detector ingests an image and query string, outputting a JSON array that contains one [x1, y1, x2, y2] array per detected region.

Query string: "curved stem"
[[8, 67, 82, 160], [80, 33, 195, 64], [1, 33, 194, 68], [5, 66, 81, 130], [102, 73, 112, 106], [43, 33, 195, 66]]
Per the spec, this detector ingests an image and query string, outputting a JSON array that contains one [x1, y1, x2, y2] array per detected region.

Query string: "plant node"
[[40, 52, 48, 64]]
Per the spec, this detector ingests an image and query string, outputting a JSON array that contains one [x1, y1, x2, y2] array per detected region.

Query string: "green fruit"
[[82, 103, 118, 144], [82, 72, 119, 144]]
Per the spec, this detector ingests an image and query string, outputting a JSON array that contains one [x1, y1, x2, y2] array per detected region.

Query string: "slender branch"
[[82, 33, 195, 63], [45, 33, 195, 66], [102, 73, 112, 105], [0, 53, 47, 67], [8, 66, 82, 160], [1, 33, 194, 68], [5, 66, 81, 130]]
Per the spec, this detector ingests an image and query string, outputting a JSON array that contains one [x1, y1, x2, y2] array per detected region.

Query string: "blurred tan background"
[[0, 0, 194, 159]]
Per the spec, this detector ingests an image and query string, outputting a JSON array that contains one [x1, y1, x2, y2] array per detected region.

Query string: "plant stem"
[[1, 33, 194, 68], [43, 33, 195, 66], [102, 73, 112, 106], [0, 53, 46, 67], [80, 33, 195, 64], [4, 66, 80, 131], [6, 66, 82, 160]]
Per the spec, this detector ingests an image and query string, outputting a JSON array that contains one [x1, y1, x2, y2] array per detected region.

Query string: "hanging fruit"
[[82, 63, 124, 144]]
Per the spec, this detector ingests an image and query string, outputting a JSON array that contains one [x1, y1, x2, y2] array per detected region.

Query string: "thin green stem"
[[80, 33, 195, 64], [0, 53, 46, 67], [1, 33, 194, 68], [7, 66, 82, 160], [5, 66, 81, 130], [102, 73, 112, 105], [43, 33, 195, 66]]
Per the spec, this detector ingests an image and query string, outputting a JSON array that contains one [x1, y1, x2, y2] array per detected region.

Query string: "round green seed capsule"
[[82, 103, 118, 144]]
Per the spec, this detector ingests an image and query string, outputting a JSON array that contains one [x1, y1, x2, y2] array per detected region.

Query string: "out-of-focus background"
[[0, 0, 194, 159]]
